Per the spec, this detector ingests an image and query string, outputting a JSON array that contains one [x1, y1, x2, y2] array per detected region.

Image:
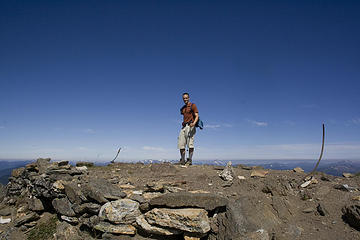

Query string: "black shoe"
[[175, 159, 186, 165], [185, 158, 192, 165]]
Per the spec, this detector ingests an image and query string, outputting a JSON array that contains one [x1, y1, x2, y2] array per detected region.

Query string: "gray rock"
[[136, 214, 181, 235], [28, 197, 44, 211], [52, 197, 76, 217], [76, 162, 94, 167], [93, 221, 136, 234], [342, 204, 360, 230], [317, 203, 328, 216], [73, 203, 100, 215], [0, 207, 12, 216], [219, 161, 234, 181], [61, 215, 79, 224], [82, 184, 108, 204], [99, 199, 141, 224], [54, 221, 82, 240], [145, 208, 210, 233], [63, 182, 87, 204], [130, 194, 146, 204], [83, 179, 126, 203], [14, 212, 40, 227], [149, 192, 228, 211]]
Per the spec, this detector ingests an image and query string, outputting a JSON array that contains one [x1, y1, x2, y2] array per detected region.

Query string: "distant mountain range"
[[0, 159, 359, 185]]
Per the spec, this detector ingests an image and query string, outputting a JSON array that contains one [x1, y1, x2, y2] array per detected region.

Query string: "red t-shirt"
[[181, 103, 199, 127]]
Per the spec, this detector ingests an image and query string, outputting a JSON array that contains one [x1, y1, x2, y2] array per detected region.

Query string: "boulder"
[[52, 197, 76, 217], [93, 221, 136, 235], [136, 215, 181, 235], [99, 199, 141, 224], [145, 208, 210, 233], [342, 204, 360, 230], [149, 192, 228, 211], [84, 178, 126, 202], [63, 182, 87, 204]]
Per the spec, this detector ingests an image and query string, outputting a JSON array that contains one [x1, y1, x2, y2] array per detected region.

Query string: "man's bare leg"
[[179, 149, 186, 164], [187, 148, 194, 165]]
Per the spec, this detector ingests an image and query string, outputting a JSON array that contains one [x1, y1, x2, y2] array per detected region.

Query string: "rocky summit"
[[0, 158, 360, 239]]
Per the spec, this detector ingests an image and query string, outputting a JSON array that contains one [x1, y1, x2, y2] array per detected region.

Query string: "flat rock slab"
[[99, 199, 140, 224], [149, 192, 228, 211], [52, 197, 76, 217], [94, 221, 136, 235], [14, 212, 39, 227], [136, 215, 181, 235], [145, 208, 210, 233]]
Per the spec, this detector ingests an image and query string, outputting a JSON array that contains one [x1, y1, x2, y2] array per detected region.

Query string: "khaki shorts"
[[178, 125, 196, 149]]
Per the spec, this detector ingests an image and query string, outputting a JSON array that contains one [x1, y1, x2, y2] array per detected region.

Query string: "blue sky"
[[1, 0, 360, 162]]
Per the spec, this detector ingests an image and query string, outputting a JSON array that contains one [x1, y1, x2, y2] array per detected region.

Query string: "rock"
[[93, 221, 136, 235], [149, 192, 228, 211], [28, 197, 44, 211], [82, 184, 108, 204], [352, 196, 360, 201], [145, 208, 210, 233], [63, 182, 87, 204], [343, 173, 354, 178], [75, 161, 94, 167], [36, 157, 52, 173], [238, 176, 246, 180], [219, 161, 234, 181], [0, 207, 12, 216], [143, 192, 162, 200], [250, 170, 269, 178], [293, 167, 304, 173], [0, 216, 11, 224], [119, 184, 136, 189], [57, 160, 69, 166], [61, 215, 79, 224], [334, 184, 357, 192], [14, 212, 40, 226], [302, 208, 314, 213], [136, 214, 181, 235], [300, 180, 312, 188], [54, 221, 82, 240], [145, 182, 164, 192], [52, 197, 76, 217], [342, 204, 360, 230], [130, 194, 146, 204], [317, 203, 328, 216], [246, 229, 270, 240], [84, 179, 126, 202], [75, 166, 87, 171], [184, 235, 201, 240], [73, 203, 100, 215], [139, 202, 150, 212], [99, 199, 141, 224], [11, 167, 25, 178], [53, 180, 65, 192]]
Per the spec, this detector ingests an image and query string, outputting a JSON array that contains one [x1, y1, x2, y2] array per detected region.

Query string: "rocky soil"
[[0, 158, 360, 240]]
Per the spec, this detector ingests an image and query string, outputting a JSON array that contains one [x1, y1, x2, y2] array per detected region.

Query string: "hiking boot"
[[185, 158, 192, 166], [175, 159, 186, 165]]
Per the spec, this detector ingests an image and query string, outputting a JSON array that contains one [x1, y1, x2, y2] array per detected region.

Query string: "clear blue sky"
[[1, 0, 359, 162]]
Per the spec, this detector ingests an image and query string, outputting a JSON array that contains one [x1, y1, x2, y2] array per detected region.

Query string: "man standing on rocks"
[[178, 92, 199, 165]]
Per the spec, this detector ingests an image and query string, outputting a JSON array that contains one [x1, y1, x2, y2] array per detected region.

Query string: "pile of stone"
[[0, 158, 230, 239]]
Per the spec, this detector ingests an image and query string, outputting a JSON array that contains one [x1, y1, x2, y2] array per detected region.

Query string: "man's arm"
[[190, 112, 199, 127]]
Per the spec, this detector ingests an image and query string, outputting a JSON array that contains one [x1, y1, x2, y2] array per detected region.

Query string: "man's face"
[[182, 94, 189, 104]]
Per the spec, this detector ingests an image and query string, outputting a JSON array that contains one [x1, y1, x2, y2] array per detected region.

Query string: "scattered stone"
[[75, 166, 87, 172], [334, 184, 357, 192], [143, 192, 162, 200], [219, 161, 234, 181], [222, 182, 233, 187], [119, 184, 136, 189], [136, 214, 180, 235], [0, 207, 12, 216], [251, 170, 269, 178], [99, 199, 141, 224], [149, 192, 228, 211], [0, 216, 11, 224], [302, 208, 314, 213], [145, 182, 164, 192], [317, 203, 328, 216], [14, 212, 40, 227], [94, 221, 136, 235], [352, 196, 360, 201], [300, 180, 312, 188], [293, 167, 304, 173], [238, 176, 246, 180], [342, 204, 360, 230], [52, 197, 76, 217], [75, 162, 94, 167], [343, 173, 354, 178], [61, 215, 79, 224], [145, 208, 210, 233]]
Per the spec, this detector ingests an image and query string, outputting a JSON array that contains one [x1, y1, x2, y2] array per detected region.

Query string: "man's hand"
[[190, 123, 195, 127]]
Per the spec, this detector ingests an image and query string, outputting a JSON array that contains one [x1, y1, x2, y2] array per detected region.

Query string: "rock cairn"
[[0, 158, 229, 239]]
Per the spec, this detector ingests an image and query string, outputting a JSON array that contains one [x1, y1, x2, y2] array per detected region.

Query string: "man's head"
[[182, 93, 190, 104]]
